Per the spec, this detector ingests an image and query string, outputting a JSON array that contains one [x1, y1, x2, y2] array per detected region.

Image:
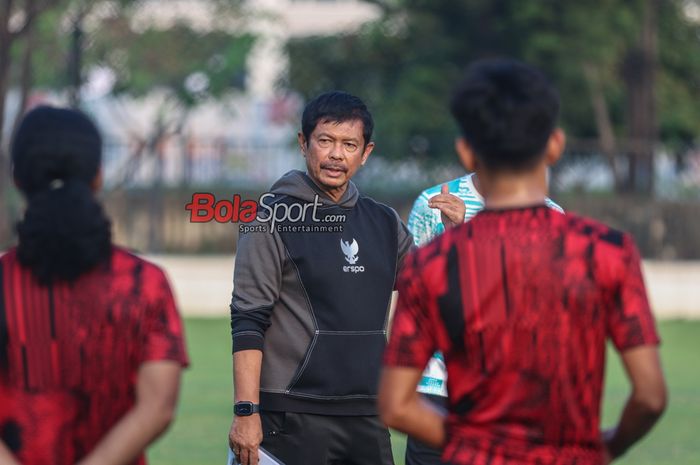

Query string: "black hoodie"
[[230, 170, 413, 415]]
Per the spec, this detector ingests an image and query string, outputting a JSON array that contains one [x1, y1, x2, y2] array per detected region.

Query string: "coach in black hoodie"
[[229, 92, 413, 465]]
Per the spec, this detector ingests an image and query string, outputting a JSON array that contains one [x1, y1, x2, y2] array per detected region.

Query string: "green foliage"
[[9, 5, 71, 89], [9, 0, 254, 108], [658, 1, 700, 148], [89, 19, 253, 106], [287, 0, 700, 161]]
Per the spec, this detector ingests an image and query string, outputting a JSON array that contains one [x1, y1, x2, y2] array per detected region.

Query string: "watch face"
[[236, 403, 253, 415]]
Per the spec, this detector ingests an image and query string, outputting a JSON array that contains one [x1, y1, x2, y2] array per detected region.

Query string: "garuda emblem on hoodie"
[[340, 238, 359, 265]]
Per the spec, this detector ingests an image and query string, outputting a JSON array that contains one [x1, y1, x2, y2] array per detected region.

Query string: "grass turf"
[[148, 319, 700, 465]]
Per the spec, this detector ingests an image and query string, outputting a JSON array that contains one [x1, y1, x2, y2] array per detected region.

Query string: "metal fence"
[[97, 132, 700, 199], [102, 133, 304, 190], [3, 136, 700, 257]]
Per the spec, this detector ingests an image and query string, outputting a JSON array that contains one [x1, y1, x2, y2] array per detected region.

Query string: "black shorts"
[[405, 394, 449, 465], [261, 410, 394, 465]]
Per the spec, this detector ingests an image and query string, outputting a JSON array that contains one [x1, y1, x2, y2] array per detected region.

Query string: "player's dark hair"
[[450, 58, 560, 171], [301, 91, 374, 147], [11, 106, 112, 285]]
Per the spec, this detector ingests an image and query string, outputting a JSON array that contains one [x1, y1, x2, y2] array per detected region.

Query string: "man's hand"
[[428, 184, 465, 229], [229, 415, 262, 465]]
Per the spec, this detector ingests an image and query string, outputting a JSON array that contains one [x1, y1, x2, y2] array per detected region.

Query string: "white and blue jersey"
[[407, 173, 563, 397]]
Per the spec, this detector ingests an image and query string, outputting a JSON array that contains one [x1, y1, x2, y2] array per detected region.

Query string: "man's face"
[[298, 118, 374, 199]]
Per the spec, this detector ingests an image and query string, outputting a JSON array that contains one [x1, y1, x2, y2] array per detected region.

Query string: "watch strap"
[[233, 401, 260, 416]]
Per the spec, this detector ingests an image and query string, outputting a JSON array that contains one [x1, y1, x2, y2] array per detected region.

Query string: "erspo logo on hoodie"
[[341, 238, 365, 273]]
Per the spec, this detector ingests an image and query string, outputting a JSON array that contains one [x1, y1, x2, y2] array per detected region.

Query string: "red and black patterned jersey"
[[384, 205, 659, 465], [0, 246, 189, 465]]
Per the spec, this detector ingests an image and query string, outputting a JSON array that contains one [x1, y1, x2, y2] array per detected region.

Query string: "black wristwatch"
[[234, 401, 260, 416]]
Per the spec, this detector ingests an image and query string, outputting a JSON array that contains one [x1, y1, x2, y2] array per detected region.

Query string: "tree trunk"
[[0, 0, 58, 245], [11, 20, 36, 138], [0, 0, 16, 246], [622, 0, 659, 195], [0, 0, 14, 151], [68, 13, 84, 108], [147, 119, 167, 253], [583, 63, 624, 191]]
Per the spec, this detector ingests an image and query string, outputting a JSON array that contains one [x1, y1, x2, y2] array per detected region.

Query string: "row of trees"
[[287, 0, 700, 195], [0, 0, 253, 243]]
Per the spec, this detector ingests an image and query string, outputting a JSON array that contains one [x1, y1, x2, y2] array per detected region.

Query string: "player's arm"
[[380, 252, 443, 444], [228, 224, 283, 465], [603, 235, 667, 462], [603, 345, 667, 461], [0, 440, 21, 465], [379, 367, 446, 447], [75, 361, 183, 465]]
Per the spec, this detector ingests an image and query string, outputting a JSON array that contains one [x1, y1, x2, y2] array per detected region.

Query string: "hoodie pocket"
[[287, 331, 386, 398]]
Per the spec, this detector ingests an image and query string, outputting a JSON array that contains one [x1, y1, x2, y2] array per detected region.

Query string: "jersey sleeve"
[[606, 235, 660, 351], [407, 192, 441, 247], [141, 266, 190, 367], [384, 251, 437, 369]]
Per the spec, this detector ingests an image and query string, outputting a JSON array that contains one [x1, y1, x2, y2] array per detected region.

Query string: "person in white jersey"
[[405, 171, 562, 465]]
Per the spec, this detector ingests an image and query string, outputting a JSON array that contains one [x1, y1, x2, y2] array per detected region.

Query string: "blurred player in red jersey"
[[379, 59, 667, 465], [0, 106, 189, 465]]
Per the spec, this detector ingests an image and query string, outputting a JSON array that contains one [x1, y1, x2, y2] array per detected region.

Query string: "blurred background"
[[1, 1, 699, 464], [2, 0, 700, 257]]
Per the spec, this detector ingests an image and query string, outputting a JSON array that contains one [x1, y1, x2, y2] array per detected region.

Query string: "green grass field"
[[148, 319, 700, 465]]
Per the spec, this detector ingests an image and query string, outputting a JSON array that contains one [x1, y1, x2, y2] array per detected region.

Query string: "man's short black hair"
[[301, 91, 374, 146], [450, 58, 560, 171]]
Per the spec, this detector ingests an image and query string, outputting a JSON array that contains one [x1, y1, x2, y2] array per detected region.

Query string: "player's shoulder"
[[111, 246, 170, 282], [0, 247, 17, 264], [0, 248, 21, 281], [562, 213, 629, 249]]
